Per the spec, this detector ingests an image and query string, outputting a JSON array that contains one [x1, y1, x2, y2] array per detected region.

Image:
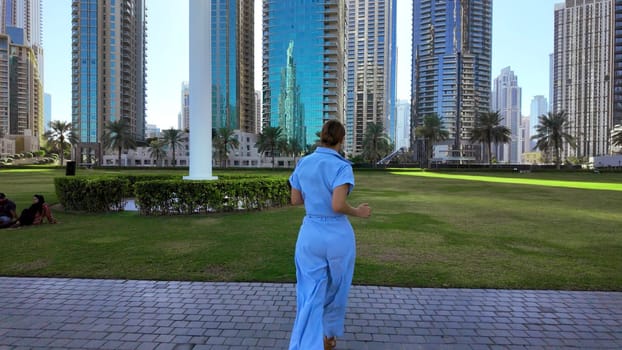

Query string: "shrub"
[[54, 174, 290, 215], [55, 176, 132, 212], [134, 177, 289, 215]]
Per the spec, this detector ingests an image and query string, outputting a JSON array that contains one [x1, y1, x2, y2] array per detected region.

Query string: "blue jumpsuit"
[[288, 147, 356, 350]]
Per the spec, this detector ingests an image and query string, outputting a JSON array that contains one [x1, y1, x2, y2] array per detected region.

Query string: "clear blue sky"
[[43, 0, 559, 130]]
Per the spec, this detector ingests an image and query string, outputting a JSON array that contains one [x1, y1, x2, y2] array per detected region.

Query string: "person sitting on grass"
[[11, 194, 57, 228], [0, 192, 17, 229]]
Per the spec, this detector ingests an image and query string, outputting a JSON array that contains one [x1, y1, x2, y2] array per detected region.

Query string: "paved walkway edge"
[[1, 277, 621, 349]]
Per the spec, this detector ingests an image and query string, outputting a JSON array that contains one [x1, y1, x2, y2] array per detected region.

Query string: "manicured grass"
[[0, 166, 620, 291], [390, 169, 622, 191]]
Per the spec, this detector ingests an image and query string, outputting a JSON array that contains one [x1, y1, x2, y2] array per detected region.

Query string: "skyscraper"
[[611, 0, 622, 129], [71, 0, 147, 164], [0, 0, 43, 149], [43, 92, 50, 131], [263, 1, 346, 149], [492, 67, 522, 163], [395, 99, 410, 151], [180, 81, 189, 131], [411, 0, 492, 162], [529, 95, 547, 148], [254, 90, 262, 134], [211, 0, 255, 132], [1, 0, 43, 76], [345, 0, 397, 155], [553, 0, 611, 159], [1, 0, 42, 43]]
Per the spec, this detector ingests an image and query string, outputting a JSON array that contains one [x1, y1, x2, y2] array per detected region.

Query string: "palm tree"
[[415, 114, 449, 168], [531, 111, 576, 169], [148, 139, 167, 167], [44, 120, 76, 166], [213, 127, 240, 168], [362, 122, 392, 166], [469, 111, 512, 166], [612, 127, 622, 149], [287, 137, 303, 163], [162, 128, 186, 166], [102, 118, 136, 166], [255, 126, 286, 168]]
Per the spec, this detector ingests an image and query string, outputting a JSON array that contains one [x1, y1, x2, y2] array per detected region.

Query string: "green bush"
[[54, 174, 290, 215], [135, 176, 289, 215], [55, 176, 132, 212]]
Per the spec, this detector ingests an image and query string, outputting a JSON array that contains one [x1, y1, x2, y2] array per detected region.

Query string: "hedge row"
[[134, 178, 289, 215], [54, 174, 290, 215]]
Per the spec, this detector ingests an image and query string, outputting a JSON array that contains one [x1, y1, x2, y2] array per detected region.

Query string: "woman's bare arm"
[[291, 188, 304, 206], [331, 184, 371, 218]]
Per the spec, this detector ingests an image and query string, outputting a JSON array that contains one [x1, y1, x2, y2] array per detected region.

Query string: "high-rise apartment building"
[[529, 95, 547, 148], [71, 0, 147, 164], [1, 0, 42, 44], [411, 0, 492, 162], [43, 92, 50, 131], [395, 99, 410, 151], [254, 90, 261, 134], [553, 0, 611, 159], [211, 0, 255, 132], [549, 53, 554, 113], [345, 0, 397, 155], [611, 0, 622, 129], [0, 34, 8, 136], [7, 41, 42, 140], [1, 0, 43, 76], [520, 115, 530, 157], [492, 67, 522, 163], [0, 0, 43, 150], [263, 1, 346, 149], [180, 81, 189, 131]]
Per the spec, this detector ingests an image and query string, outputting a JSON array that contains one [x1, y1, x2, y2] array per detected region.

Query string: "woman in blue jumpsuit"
[[288, 120, 372, 350]]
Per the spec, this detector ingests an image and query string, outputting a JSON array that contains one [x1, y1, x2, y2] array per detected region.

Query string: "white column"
[[185, 0, 217, 180]]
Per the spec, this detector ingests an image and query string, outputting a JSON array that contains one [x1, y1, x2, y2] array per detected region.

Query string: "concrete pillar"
[[184, 0, 217, 180]]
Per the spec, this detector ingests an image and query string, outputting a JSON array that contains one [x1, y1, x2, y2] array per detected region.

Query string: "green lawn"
[[0, 166, 620, 291]]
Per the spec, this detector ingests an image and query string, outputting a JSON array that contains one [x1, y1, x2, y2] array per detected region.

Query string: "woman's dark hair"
[[320, 119, 345, 147], [31, 194, 45, 215]]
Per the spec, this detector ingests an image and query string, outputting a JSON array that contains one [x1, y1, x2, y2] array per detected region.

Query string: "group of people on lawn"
[[0, 192, 57, 229]]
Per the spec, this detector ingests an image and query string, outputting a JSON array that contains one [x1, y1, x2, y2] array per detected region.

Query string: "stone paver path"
[[0, 277, 621, 349]]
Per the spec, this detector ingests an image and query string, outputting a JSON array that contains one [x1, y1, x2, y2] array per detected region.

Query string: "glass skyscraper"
[[211, 0, 255, 132], [410, 0, 492, 162], [262, 0, 346, 149], [529, 95, 547, 149], [345, 0, 397, 156], [71, 0, 146, 164]]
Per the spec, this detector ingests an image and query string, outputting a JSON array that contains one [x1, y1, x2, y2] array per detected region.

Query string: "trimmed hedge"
[[54, 174, 290, 215], [54, 176, 133, 212], [135, 177, 289, 215]]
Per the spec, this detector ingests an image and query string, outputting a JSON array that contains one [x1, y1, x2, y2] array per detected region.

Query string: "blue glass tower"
[[71, 0, 146, 164], [211, 0, 255, 132], [411, 0, 492, 161], [262, 1, 346, 149], [72, 0, 98, 146]]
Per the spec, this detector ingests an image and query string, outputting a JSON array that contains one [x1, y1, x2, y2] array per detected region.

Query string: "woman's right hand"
[[356, 203, 371, 218]]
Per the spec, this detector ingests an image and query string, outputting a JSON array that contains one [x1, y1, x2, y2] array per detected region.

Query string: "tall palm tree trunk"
[[59, 136, 65, 166]]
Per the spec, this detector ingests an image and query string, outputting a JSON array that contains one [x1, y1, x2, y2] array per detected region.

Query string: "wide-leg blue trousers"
[[288, 215, 356, 350]]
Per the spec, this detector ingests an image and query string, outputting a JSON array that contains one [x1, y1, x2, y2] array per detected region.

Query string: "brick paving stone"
[[0, 277, 621, 349]]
